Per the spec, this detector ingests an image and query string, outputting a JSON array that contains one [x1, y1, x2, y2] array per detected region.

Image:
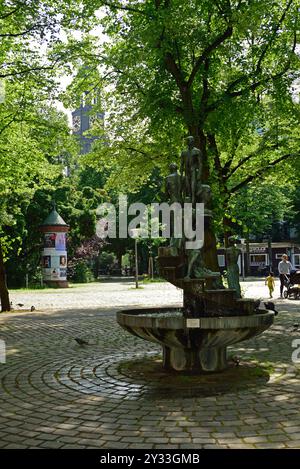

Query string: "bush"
[[98, 251, 117, 274], [72, 260, 94, 283]]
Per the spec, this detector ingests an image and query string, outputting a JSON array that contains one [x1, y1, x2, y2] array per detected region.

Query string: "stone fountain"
[[117, 137, 274, 373]]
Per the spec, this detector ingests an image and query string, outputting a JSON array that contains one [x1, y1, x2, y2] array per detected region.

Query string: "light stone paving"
[[0, 279, 299, 449]]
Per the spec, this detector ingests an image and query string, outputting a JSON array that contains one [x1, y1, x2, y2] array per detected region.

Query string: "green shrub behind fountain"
[[117, 137, 274, 372]]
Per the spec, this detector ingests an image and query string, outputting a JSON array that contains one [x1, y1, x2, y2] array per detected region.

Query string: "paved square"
[[0, 281, 299, 449]]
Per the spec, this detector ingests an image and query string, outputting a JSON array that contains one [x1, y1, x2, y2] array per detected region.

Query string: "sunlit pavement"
[[0, 280, 299, 449]]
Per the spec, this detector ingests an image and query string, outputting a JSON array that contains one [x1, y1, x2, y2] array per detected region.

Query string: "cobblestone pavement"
[[0, 280, 300, 449]]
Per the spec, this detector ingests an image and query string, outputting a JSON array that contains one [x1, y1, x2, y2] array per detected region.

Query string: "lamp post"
[[268, 235, 273, 272], [262, 234, 272, 274], [131, 228, 140, 289], [240, 238, 246, 281], [148, 245, 154, 280]]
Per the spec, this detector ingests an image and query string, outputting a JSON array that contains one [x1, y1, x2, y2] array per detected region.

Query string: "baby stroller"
[[283, 271, 300, 299]]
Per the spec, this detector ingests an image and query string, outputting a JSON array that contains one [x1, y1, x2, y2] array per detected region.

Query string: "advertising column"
[[40, 206, 69, 288]]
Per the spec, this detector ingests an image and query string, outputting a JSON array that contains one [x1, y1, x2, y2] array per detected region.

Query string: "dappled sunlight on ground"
[[0, 280, 299, 449]]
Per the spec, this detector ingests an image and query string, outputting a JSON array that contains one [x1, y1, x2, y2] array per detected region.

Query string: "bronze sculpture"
[[180, 136, 203, 205], [226, 236, 242, 298], [165, 162, 182, 204]]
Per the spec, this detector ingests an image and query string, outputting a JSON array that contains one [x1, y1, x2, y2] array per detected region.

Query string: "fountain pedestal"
[[117, 307, 274, 372], [163, 345, 227, 372]]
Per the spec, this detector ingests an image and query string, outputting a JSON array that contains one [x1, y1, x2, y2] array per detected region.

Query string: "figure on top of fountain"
[[165, 162, 182, 204], [180, 135, 203, 206]]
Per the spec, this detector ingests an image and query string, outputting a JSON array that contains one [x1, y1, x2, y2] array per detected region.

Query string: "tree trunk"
[[223, 215, 234, 248], [190, 129, 221, 275], [116, 250, 123, 270], [0, 240, 10, 312], [203, 217, 220, 273]]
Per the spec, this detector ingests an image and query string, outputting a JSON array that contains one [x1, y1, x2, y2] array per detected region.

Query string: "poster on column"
[[60, 268, 67, 279], [43, 256, 51, 268], [55, 233, 66, 251], [50, 256, 59, 280], [60, 255, 67, 267], [44, 233, 56, 248]]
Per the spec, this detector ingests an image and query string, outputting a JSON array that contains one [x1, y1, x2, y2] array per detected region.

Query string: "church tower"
[[72, 91, 104, 154]]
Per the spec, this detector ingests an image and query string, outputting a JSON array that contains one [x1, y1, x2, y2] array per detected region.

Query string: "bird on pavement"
[[231, 356, 240, 367], [74, 337, 89, 346], [30, 306, 36, 312], [17, 303, 24, 307], [264, 301, 278, 316]]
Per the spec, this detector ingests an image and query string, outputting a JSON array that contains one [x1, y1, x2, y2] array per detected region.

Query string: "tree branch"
[[230, 153, 298, 193], [0, 114, 18, 136], [207, 133, 223, 181], [255, 0, 293, 74], [227, 137, 281, 179], [99, 0, 148, 16], [208, 7, 297, 112], [199, 57, 210, 116], [0, 24, 37, 38], [208, 58, 295, 112], [122, 145, 148, 157], [187, 25, 233, 88], [0, 6, 21, 20], [164, 52, 186, 90], [0, 60, 60, 79]]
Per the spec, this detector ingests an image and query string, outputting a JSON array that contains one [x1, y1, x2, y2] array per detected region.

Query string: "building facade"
[[217, 241, 300, 276]]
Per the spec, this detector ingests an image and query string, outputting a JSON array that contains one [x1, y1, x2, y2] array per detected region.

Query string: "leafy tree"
[[77, 0, 299, 270], [0, 72, 78, 307], [4, 170, 106, 288], [228, 177, 295, 239], [0, 0, 90, 309]]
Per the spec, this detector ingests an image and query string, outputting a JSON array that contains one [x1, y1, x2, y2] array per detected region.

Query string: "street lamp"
[[240, 238, 246, 281], [148, 245, 154, 281], [130, 228, 140, 289], [262, 234, 272, 273]]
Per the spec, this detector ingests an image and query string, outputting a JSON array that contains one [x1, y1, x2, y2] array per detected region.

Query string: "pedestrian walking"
[[265, 272, 275, 298], [278, 254, 293, 298]]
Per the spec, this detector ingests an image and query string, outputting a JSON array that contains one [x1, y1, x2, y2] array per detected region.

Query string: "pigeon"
[[231, 356, 240, 367], [254, 299, 261, 309], [74, 337, 89, 346], [264, 302, 278, 316], [30, 306, 36, 312], [292, 323, 299, 332], [17, 303, 24, 307]]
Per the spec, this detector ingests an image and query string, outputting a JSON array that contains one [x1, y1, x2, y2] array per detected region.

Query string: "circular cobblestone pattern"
[[0, 281, 300, 449]]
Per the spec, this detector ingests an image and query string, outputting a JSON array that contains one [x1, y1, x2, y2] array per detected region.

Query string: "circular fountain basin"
[[117, 307, 274, 373]]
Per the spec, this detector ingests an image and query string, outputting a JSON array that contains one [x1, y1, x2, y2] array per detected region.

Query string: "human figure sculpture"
[[198, 184, 213, 215], [180, 136, 203, 205], [165, 163, 182, 204], [183, 203, 219, 280], [226, 236, 242, 298], [165, 163, 182, 250], [185, 247, 220, 280], [185, 247, 204, 280]]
